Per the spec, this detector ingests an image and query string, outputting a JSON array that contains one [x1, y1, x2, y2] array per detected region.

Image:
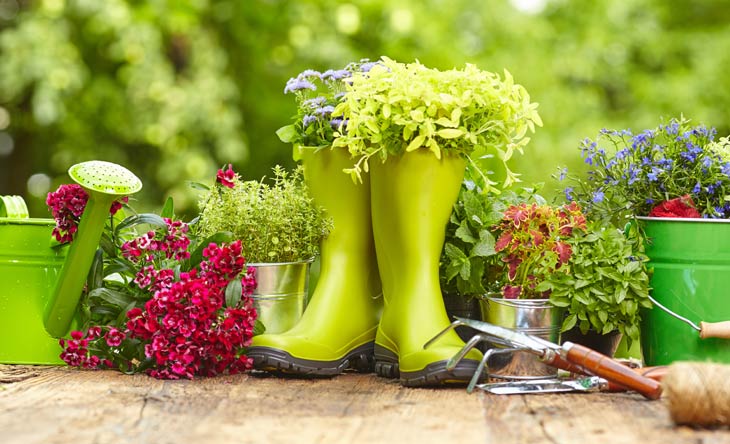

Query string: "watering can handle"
[[699, 321, 730, 339]]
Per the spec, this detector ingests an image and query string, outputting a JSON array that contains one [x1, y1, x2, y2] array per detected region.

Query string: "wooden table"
[[1, 365, 728, 444]]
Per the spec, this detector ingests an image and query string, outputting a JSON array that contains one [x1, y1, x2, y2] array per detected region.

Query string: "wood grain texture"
[[1, 365, 729, 444]]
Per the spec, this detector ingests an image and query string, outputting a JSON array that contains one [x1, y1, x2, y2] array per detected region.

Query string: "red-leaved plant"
[[493, 202, 587, 299], [54, 166, 260, 379]]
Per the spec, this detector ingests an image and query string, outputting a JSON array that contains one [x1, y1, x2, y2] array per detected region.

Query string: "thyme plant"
[[196, 166, 331, 264]]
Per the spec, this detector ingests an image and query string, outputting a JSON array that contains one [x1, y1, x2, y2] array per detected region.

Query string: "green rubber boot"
[[370, 151, 482, 386], [248, 147, 382, 375]]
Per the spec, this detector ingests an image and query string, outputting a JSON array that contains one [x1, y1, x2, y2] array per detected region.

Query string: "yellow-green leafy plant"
[[332, 57, 542, 191]]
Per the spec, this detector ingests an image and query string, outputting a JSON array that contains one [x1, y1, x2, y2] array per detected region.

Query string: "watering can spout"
[[43, 161, 142, 338]]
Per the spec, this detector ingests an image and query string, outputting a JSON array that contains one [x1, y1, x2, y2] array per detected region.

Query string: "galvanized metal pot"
[[249, 259, 313, 335], [639, 217, 730, 365], [479, 295, 562, 379]]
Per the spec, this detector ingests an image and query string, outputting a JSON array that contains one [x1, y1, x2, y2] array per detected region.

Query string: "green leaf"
[[455, 221, 476, 243], [471, 231, 496, 257], [87, 248, 104, 291], [88, 287, 135, 309], [188, 181, 211, 192], [444, 243, 468, 261], [276, 124, 298, 143], [115, 213, 168, 235], [225, 278, 243, 308], [437, 128, 464, 139], [561, 314, 577, 332], [406, 134, 426, 152], [253, 319, 266, 336], [459, 258, 471, 281], [535, 281, 553, 292], [160, 197, 174, 219]]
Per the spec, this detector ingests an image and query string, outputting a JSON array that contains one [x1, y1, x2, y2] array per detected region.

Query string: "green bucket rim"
[[636, 216, 730, 224]]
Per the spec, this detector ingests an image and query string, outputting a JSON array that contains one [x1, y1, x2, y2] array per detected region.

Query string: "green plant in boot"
[[334, 58, 542, 386], [247, 62, 383, 376]]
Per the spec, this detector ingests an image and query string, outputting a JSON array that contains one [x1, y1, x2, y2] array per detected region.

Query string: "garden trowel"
[[425, 316, 663, 399]]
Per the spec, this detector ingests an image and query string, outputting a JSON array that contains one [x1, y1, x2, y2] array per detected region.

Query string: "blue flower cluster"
[[560, 117, 730, 223], [278, 59, 378, 147]]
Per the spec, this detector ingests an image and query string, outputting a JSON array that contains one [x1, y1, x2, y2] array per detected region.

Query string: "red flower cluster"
[[46, 184, 128, 243], [495, 202, 587, 299], [60, 239, 258, 379], [121, 218, 192, 263], [216, 164, 236, 189], [648, 195, 702, 218], [59, 328, 112, 369]]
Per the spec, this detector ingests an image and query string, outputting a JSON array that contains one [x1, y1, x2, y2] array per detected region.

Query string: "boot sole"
[[248, 342, 374, 376], [374, 344, 483, 387]]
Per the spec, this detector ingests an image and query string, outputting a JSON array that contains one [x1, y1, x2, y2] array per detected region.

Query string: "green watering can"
[[0, 161, 141, 364]]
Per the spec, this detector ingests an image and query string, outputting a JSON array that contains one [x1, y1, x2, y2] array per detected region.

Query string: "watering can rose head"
[[559, 116, 730, 224]]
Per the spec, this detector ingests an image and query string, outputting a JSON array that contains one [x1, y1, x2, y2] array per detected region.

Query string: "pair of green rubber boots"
[[247, 149, 481, 386]]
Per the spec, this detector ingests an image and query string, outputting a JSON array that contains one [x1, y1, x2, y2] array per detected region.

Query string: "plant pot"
[[248, 259, 313, 335], [560, 327, 622, 358], [638, 217, 730, 365], [442, 293, 482, 343], [479, 296, 562, 379]]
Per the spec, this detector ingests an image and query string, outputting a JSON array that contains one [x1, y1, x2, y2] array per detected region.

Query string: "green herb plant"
[[332, 57, 542, 190], [196, 166, 331, 263], [539, 222, 651, 344]]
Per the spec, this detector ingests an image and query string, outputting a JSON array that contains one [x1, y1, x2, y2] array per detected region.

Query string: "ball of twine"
[[664, 362, 730, 427]]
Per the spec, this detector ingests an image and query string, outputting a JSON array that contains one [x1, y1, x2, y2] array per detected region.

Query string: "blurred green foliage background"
[[1, 0, 730, 216]]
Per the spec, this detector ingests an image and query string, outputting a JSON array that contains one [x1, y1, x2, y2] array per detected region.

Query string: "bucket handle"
[[648, 295, 730, 339], [0, 195, 30, 219]]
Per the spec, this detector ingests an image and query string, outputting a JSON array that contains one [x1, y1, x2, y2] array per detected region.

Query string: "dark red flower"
[[216, 164, 236, 189], [649, 195, 702, 218]]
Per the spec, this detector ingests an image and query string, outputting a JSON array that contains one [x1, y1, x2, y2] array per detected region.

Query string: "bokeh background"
[[2, 0, 730, 216]]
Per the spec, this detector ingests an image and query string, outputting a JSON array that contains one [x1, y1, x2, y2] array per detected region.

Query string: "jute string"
[[664, 362, 730, 427]]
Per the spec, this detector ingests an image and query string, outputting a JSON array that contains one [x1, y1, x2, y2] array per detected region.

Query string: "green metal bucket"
[[639, 216, 730, 365], [0, 218, 69, 364]]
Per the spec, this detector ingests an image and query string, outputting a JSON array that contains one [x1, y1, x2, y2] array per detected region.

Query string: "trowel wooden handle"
[[699, 321, 730, 339], [605, 366, 668, 392], [562, 342, 663, 400]]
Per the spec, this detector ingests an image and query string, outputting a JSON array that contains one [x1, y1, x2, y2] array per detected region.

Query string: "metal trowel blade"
[[478, 377, 606, 395]]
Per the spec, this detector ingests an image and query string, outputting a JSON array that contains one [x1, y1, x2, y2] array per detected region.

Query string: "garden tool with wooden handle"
[[477, 366, 668, 395], [426, 317, 663, 399], [648, 295, 730, 339]]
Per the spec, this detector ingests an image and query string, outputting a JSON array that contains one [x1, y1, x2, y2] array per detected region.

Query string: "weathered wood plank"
[[2, 365, 730, 444], [480, 391, 730, 444], [0, 366, 484, 444]]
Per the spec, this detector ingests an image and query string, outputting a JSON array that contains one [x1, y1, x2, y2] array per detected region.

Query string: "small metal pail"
[[480, 296, 562, 380], [249, 259, 313, 334]]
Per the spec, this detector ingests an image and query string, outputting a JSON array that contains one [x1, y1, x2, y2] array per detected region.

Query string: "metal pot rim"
[[245, 257, 316, 267]]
